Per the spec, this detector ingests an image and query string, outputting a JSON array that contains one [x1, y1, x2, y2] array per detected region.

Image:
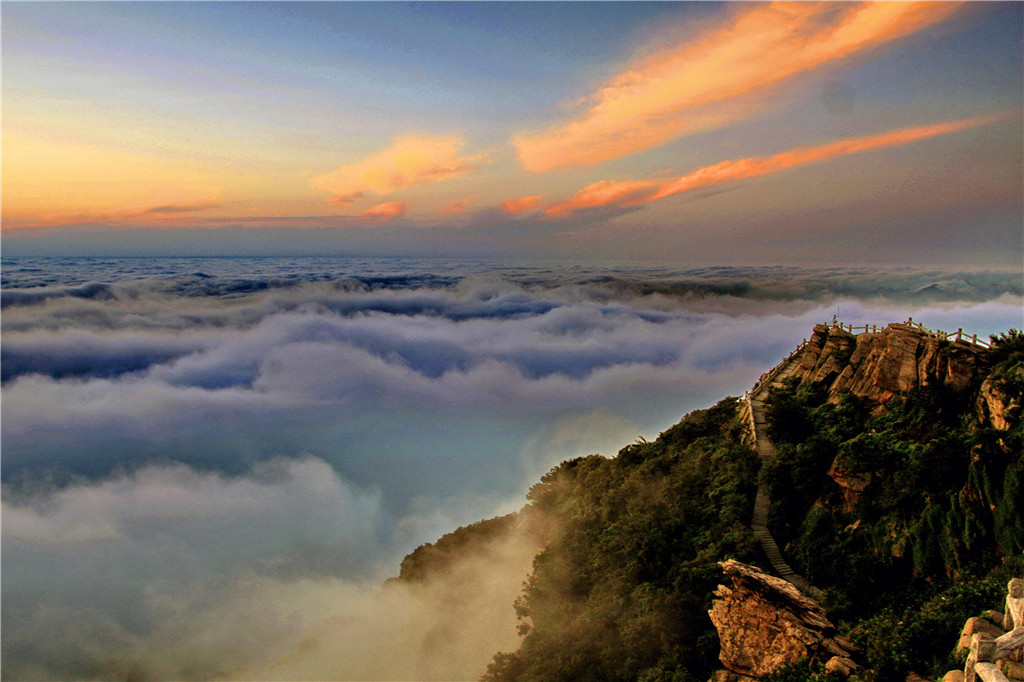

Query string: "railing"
[[964, 578, 1024, 682], [741, 316, 995, 402], [830, 317, 992, 350], [743, 339, 810, 401], [831, 323, 884, 334]]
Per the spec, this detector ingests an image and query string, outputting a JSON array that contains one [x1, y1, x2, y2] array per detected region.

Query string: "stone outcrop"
[[709, 560, 858, 681], [790, 323, 989, 411], [827, 461, 872, 513], [976, 367, 1023, 431], [942, 578, 1024, 682]]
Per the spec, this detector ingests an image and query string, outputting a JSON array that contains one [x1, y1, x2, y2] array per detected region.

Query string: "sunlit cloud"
[[544, 115, 1002, 218], [515, 1, 962, 172], [442, 198, 472, 215], [312, 136, 487, 205], [361, 201, 407, 219], [543, 181, 656, 218], [500, 195, 545, 214], [37, 186, 222, 226], [327, 191, 365, 207], [648, 114, 1001, 202]]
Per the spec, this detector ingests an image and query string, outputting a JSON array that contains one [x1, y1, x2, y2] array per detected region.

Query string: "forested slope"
[[392, 327, 1023, 681]]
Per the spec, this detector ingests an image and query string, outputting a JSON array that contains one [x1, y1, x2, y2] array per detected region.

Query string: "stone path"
[[746, 355, 823, 599]]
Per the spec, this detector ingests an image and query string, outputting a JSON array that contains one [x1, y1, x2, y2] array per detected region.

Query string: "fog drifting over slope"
[[2, 258, 1021, 679]]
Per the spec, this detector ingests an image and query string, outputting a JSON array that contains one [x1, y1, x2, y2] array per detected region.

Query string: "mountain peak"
[[786, 321, 991, 410]]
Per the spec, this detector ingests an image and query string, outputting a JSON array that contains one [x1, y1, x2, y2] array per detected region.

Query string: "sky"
[[3, 1, 1022, 264]]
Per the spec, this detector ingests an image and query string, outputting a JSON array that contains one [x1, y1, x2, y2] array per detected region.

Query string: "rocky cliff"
[[977, 364, 1024, 432], [789, 323, 990, 411], [710, 323, 1022, 682], [403, 321, 1020, 682], [709, 560, 858, 681]]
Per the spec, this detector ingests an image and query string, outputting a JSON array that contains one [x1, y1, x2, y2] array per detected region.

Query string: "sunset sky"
[[3, 1, 1022, 264]]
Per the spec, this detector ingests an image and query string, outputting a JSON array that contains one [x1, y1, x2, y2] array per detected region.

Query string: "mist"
[[3, 259, 1021, 680]]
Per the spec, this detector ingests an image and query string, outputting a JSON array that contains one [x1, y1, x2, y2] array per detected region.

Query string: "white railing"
[[831, 323, 884, 334], [964, 578, 1024, 682]]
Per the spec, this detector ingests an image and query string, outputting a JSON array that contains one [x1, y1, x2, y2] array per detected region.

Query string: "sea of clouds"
[[2, 257, 1021, 679]]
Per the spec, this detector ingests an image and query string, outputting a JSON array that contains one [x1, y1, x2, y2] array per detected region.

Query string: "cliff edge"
[[709, 560, 858, 682], [789, 322, 990, 411]]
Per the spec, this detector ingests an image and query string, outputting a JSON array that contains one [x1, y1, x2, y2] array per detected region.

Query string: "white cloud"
[[3, 266, 1022, 678], [2, 458, 538, 681]]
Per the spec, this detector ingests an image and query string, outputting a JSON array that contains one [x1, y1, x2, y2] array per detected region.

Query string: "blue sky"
[[3, 2, 1022, 265]]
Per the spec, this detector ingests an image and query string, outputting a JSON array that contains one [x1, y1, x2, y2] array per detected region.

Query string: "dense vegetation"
[[483, 399, 760, 682], [761, 330, 1024, 680], [395, 512, 522, 584], [398, 330, 1023, 681]]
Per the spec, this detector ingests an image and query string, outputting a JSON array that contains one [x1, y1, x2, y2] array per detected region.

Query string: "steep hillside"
[[389, 324, 1023, 682], [757, 324, 1023, 679]]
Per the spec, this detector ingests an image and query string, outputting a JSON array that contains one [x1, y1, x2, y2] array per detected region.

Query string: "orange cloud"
[[515, 2, 962, 172], [500, 195, 545, 214], [361, 201, 406, 219], [442, 198, 472, 215], [327, 192, 365, 207], [36, 187, 221, 226], [312, 136, 486, 205], [545, 114, 1001, 218], [647, 115, 1000, 202], [543, 181, 656, 218]]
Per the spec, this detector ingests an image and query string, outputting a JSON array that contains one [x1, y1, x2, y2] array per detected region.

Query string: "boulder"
[[709, 560, 858, 679], [983, 610, 1007, 628], [825, 656, 857, 676], [999, 660, 1024, 681], [956, 616, 1006, 656]]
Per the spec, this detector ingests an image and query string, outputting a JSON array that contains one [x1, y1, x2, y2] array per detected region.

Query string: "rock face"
[[790, 323, 989, 411], [827, 462, 871, 513], [976, 366, 1024, 431], [709, 560, 858, 680]]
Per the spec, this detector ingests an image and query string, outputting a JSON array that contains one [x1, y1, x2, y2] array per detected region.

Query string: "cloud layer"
[[515, 1, 962, 172], [3, 457, 538, 680], [3, 260, 1022, 678]]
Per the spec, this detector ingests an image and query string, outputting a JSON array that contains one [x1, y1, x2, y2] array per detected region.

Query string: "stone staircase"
[[745, 352, 823, 599]]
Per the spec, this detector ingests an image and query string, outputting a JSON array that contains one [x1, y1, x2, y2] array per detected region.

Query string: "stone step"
[[743, 354, 822, 599]]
